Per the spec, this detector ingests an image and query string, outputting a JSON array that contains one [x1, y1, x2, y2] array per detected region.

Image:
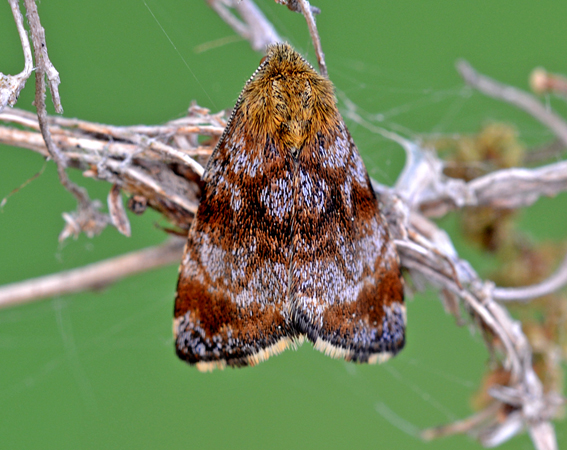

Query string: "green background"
[[1, 1, 566, 449]]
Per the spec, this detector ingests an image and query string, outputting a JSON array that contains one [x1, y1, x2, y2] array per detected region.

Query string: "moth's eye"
[[259, 55, 268, 66]]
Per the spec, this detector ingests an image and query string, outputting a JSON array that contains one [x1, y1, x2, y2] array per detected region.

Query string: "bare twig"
[[421, 402, 501, 441], [301, 1, 327, 75], [0, 108, 209, 229], [390, 202, 559, 450], [145, 139, 205, 178], [387, 132, 567, 217], [208, 0, 327, 74], [233, 0, 281, 50], [0, 238, 185, 309], [0, 0, 34, 112], [344, 92, 567, 217], [492, 252, 567, 302], [26, 3, 110, 240], [24, 0, 62, 114], [378, 60, 567, 449], [458, 60, 567, 147], [432, 159, 567, 214], [296, 0, 327, 76], [207, 0, 281, 51], [0, 107, 224, 147], [276, 0, 320, 15], [276, 0, 327, 76]]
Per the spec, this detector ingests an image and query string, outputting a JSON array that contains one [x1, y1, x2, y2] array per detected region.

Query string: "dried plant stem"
[[493, 252, 567, 302], [0, 108, 224, 145], [0, 0, 34, 112], [33, 55, 89, 204], [210, 0, 327, 75], [421, 402, 501, 440], [393, 207, 558, 450], [207, 0, 281, 51], [458, 60, 567, 146], [296, 0, 327, 76], [418, 159, 567, 217], [24, 0, 62, 114], [0, 238, 185, 309], [27, 0, 76, 188], [22, 0, 111, 240]]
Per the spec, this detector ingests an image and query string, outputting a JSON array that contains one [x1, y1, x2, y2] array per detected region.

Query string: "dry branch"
[[207, 0, 281, 51], [0, 238, 185, 308], [277, 0, 327, 76], [0, 0, 34, 112], [0, 105, 222, 229], [493, 252, 567, 302], [457, 60, 567, 147]]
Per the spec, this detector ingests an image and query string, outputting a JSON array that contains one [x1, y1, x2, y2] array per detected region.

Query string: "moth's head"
[[240, 43, 338, 156]]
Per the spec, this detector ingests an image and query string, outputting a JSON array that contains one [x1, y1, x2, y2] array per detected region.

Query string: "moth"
[[174, 43, 405, 371]]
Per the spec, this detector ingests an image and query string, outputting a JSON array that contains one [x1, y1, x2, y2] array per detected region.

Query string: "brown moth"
[[174, 43, 405, 371]]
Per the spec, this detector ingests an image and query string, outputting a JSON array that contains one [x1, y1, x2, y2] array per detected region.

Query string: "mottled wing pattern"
[[174, 106, 297, 371], [290, 122, 405, 363], [175, 42, 405, 371]]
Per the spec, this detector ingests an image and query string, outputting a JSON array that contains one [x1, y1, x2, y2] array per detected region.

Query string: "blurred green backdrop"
[[1, 1, 566, 449]]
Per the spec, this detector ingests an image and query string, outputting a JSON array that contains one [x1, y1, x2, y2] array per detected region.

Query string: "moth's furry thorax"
[[240, 43, 337, 155]]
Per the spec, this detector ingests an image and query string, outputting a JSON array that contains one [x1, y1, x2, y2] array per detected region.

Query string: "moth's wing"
[[290, 122, 405, 363], [174, 113, 296, 371]]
